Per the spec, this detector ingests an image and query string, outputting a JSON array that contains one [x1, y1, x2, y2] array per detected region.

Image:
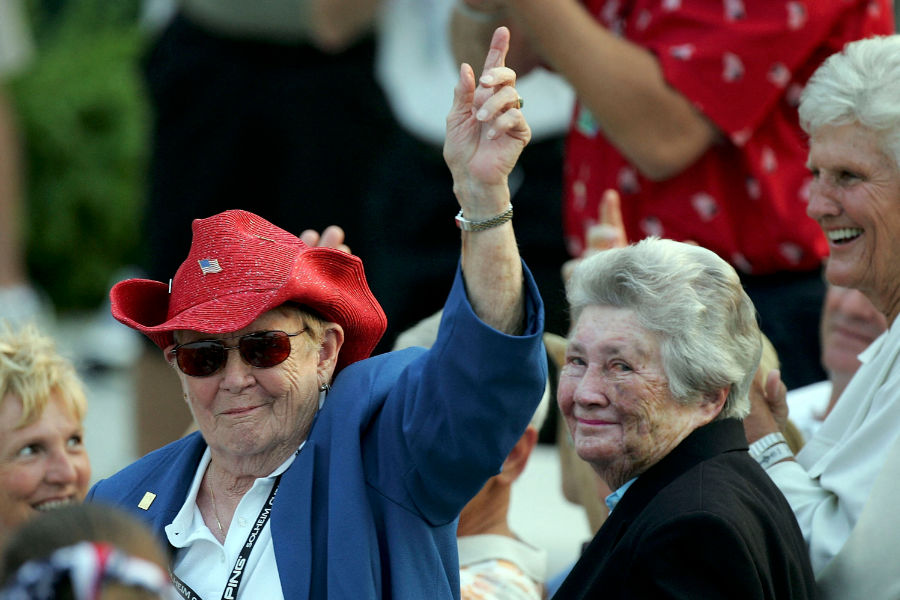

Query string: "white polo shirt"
[[165, 447, 299, 599]]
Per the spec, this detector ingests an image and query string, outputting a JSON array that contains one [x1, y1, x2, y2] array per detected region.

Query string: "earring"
[[319, 382, 331, 393]]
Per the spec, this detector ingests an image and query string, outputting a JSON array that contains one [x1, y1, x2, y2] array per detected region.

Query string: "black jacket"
[[552, 419, 816, 599]]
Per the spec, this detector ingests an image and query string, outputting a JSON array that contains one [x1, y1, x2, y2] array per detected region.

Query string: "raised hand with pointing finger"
[[444, 26, 530, 213], [562, 189, 628, 283], [444, 26, 532, 334]]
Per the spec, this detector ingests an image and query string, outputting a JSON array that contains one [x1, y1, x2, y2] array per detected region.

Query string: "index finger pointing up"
[[599, 189, 624, 231], [481, 26, 511, 77]]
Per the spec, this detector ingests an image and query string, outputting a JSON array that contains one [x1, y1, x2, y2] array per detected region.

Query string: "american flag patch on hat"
[[198, 258, 222, 274]]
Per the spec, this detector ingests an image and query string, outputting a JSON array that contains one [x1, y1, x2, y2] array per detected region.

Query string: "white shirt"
[[458, 533, 547, 600], [767, 318, 900, 575], [375, 0, 575, 146], [165, 447, 300, 600], [786, 380, 832, 443]]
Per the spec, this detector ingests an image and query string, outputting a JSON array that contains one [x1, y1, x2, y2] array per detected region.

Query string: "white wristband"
[[748, 432, 793, 469], [748, 432, 787, 458], [455, 0, 504, 23], [756, 442, 794, 469]]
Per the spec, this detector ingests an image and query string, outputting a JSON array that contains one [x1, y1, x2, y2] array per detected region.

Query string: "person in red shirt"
[[451, 0, 894, 389]]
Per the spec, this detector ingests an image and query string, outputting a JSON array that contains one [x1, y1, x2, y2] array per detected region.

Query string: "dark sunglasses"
[[170, 330, 306, 377]]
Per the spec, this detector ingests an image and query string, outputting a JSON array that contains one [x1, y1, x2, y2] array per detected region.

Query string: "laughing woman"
[[0, 322, 91, 547], [744, 34, 900, 600]]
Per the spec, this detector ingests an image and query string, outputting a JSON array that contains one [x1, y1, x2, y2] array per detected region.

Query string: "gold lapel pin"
[[138, 492, 157, 510]]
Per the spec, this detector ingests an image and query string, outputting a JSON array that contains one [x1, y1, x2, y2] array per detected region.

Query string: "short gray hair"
[[566, 238, 761, 420], [799, 34, 900, 168]]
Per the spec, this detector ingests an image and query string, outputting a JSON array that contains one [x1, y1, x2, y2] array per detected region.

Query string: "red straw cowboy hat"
[[109, 210, 386, 374]]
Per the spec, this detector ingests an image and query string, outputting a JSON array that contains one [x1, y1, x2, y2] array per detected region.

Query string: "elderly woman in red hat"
[[86, 27, 546, 600]]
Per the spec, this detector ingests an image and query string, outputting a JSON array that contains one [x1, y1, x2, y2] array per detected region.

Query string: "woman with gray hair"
[[551, 238, 814, 599], [744, 34, 900, 600]]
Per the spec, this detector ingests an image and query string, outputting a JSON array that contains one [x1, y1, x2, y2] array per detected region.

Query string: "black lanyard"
[[171, 474, 282, 600]]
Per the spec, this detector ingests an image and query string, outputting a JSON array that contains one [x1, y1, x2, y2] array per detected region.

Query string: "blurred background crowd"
[[2, 0, 900, 589], [0, 0, 588, 576]]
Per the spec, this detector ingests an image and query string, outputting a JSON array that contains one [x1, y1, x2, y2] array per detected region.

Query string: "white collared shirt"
[[768, 319, 900, 574], [164, 446, 300, 600]]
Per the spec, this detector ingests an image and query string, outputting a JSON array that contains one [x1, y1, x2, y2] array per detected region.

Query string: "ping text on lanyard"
[[171, 474, 282, 600]]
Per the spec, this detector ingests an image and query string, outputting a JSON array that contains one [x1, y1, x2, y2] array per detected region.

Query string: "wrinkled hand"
[[562, 189, 628, 283], [744, 366, 789, 443], [444, 26, 531, 210], [299, 225, 351, 254]]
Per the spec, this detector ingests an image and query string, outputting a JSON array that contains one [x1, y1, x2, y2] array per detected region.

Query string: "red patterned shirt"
[[564, 0, 893, 274]]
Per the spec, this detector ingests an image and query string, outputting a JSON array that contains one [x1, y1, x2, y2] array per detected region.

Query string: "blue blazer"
[[87, 265, 547, 599]]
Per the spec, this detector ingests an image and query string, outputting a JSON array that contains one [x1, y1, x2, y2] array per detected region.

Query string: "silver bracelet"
[[454, 0, 504, 23], [455, 204, 514, 231], [748, 432, 793, 469]]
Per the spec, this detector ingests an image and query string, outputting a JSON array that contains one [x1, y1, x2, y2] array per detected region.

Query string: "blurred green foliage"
[[8, 0, 148, 311]]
